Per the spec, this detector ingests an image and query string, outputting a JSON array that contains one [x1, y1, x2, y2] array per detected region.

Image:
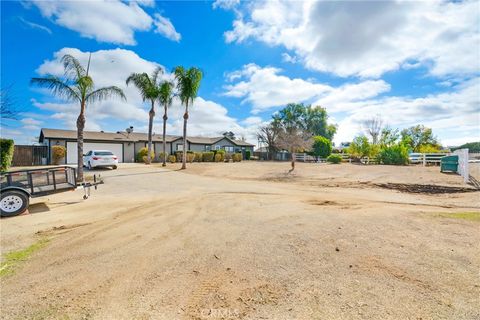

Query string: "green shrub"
[[187, 152, 195, 163], [214, 153, 222, 162], [202, 152, 214, 162], [175, 151, 183, 162], [232, 153, 242, 162], [312, 136, 332, 158], [245, 150, 251, 160], [52, 145, 66, 165], [137, 147, 154, 163], [194, 152, 203, 162], [347, 136, 379, 160], [168, 155, 176, 163], [0, 139, 14, 171], [326, 154, 342, 164], [158, 152, 167, 162], [216, 150, 225, 162], [378, 144, 409, 165]]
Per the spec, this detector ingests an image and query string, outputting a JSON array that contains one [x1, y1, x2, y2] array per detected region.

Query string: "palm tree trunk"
[[147, 100, 155, 164], [162, 105, 167, 167], [76, 105, 86, 182], [181, 103, 188, 170]]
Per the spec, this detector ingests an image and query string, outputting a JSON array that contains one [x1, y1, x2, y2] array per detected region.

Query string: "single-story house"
[[39, 128, 255, 164]]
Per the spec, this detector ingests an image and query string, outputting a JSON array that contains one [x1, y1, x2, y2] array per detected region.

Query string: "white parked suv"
[[83, 150, 118, 170]]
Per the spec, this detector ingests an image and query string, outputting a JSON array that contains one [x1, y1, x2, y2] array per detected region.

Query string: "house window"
[[176, 144, 184, 151], [215, 145, 221, 150], [205, 145, 211, 151], [224, 146, 234, 152]]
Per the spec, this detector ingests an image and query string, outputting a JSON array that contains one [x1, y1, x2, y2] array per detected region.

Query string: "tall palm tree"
[[173, 66, 203, 169], [158, 81, 174, 167], [126, 67, 163, 164], [31, 54, 126, 182]]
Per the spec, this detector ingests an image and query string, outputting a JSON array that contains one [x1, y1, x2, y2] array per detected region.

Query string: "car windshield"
[[95, 151, 114, 156]]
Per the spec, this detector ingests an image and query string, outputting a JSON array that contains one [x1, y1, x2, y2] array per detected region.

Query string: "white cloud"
[[18, 17, 52, 34], [224, 63, 331, 113], [224, 0, 480, 78], [30, 0, 180, 45], [281, 53, 298, 64], [212, 0, 240, 10], [224, 63, 389, 113], [153, 13, 181, 42]]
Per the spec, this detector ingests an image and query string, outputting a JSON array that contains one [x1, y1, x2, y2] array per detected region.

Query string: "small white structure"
[[454, 148, 469, 183]]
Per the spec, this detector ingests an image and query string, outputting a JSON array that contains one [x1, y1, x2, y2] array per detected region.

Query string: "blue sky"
[[1, 0, 479, 146]]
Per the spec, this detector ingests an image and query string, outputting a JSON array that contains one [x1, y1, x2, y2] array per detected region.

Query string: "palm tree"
[[126, 67, 163, 164], [173, 66, 203, 169], [158, 81, 174, 166], [31, 54, 126, 182]]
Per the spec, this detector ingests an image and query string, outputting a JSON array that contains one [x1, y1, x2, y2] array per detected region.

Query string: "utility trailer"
[[0, 166, 102, 217]]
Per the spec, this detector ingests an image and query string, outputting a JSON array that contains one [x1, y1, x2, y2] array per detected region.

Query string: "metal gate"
[[11, 145, 48, 167]]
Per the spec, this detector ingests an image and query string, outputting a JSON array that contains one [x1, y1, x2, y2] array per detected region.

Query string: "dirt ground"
[[1, 162, 479, 320]]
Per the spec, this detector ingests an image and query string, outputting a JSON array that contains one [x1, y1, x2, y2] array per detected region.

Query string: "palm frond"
[[126, 73, 151, 101], [30, 75, 80, 102], [86, 86, 126, 105], [173, 66, 203, 106], [158, 81, 174, 107], [61, 54, 86, 80], [126, 72, 160, 101], [151, 66, 164, 84]]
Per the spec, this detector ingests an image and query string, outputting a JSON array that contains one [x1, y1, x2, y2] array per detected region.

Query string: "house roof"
[[39, 128, 254, 146]]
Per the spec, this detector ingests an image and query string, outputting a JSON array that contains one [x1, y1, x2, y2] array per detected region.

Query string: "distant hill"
[[451, 142, 480, 153]]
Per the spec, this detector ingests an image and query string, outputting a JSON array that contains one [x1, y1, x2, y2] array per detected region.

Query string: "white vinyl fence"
[[408, 153, 448, 165]]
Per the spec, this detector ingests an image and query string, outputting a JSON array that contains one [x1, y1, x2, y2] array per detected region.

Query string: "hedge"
[[194, 152, 203, 162], [187, 152, 195, 163], [168, 155, 176, 163], [326, 154, 342, 164], [202, 152, 214, 162], [245, 150, 251, 160], [52, 145, 66, 165], [0, 139, 14, 172]]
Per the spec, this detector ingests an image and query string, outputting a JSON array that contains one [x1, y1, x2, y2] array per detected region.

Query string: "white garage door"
[[66, 142, 124, 164]]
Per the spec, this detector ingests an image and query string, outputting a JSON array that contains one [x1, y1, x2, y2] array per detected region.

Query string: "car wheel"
[[112, 165, 118, 170], [88, 162, 93, 170], [0, 190, 29, 217]]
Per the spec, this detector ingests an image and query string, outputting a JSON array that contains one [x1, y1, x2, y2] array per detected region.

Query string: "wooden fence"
[[11, 145, 48, 167]]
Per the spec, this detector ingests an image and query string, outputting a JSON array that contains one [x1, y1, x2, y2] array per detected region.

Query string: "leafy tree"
[[347, 135, 379, 161], [158, 80, 174, 167], [274, 103, 336, 139], [401, 125, 439, 152], [126, 67, 163, 164], [31, 54, 125, 182], [379, 126, 400, 147], [312, 136, 332, 158], [173, 66, 203, 169]]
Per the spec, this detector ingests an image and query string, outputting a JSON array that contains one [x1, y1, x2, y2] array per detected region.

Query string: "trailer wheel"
[[0, 190, 29, 217]]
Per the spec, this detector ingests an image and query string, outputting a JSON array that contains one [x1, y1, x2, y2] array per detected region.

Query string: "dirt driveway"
[[1, 162, 479, 319]]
